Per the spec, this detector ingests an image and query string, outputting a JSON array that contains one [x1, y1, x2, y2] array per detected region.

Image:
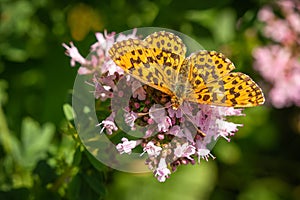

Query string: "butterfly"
[[109, 31, 265, 110]]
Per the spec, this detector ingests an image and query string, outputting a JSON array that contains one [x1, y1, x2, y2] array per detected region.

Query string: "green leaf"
[[63, 103, 75, 121], [20, 117, 55, 169]]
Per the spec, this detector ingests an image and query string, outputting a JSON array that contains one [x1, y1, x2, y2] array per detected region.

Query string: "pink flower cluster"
[[63, 29, 137, 75], [253, 0, 300, 108], [64, 30, 244, 182]]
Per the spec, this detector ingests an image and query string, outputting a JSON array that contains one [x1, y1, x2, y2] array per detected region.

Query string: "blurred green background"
[[1, 0, 300, 199]]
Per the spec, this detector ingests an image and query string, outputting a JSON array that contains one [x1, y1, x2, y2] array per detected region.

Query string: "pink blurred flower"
[[257, 6, 274, 22], [270, 73, 300, 107], [253, 45, 291, 82], [264, 19, 296, 44], [254, 0, 300, 108], [287, 12, 300, 33]]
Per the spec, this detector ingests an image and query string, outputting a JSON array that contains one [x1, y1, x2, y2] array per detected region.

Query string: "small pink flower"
[[195, 105, 215, 132], [216, 119, 242, 142], [77, 54, 101, 75], [155, 158, 171, 182], [97, 114, 117, 135], [116, 138, 141, 154], [196, 148, 216, 163], [116, 28, 138, 42], [62, 42, 87, 67], [97, 75, 116, 90], [222, 107, 244, 116], [147, 118, 155, 124], [174, 142, 196, 160], [149, 104, 172, 132], [92, 30, 116, 54], [91, 75, 116, 100], [142, 141, 162, 157], [90, 30, 116, 62], [157, 116, 172, 132], [124, 110, 138, 128], [94, 84, 113, 100]]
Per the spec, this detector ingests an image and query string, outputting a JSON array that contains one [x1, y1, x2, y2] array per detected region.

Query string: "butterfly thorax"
[[170, 60, 192, 110], [171, 96, 181, 110]]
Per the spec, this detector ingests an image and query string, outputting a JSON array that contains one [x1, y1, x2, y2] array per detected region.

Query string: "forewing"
[[109, 38, 181, 95], [109, 38, 148, 60], [145, 31, 187, 58]]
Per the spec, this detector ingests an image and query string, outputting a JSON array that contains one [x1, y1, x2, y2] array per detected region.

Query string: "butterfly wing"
[[186, 50, 265, 107], [144, 31, 188, 93], [216, 72, 265, 107], [109, 38, 148, 61], [145, 31, 187, 58], [109, 38, 181, 96]]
